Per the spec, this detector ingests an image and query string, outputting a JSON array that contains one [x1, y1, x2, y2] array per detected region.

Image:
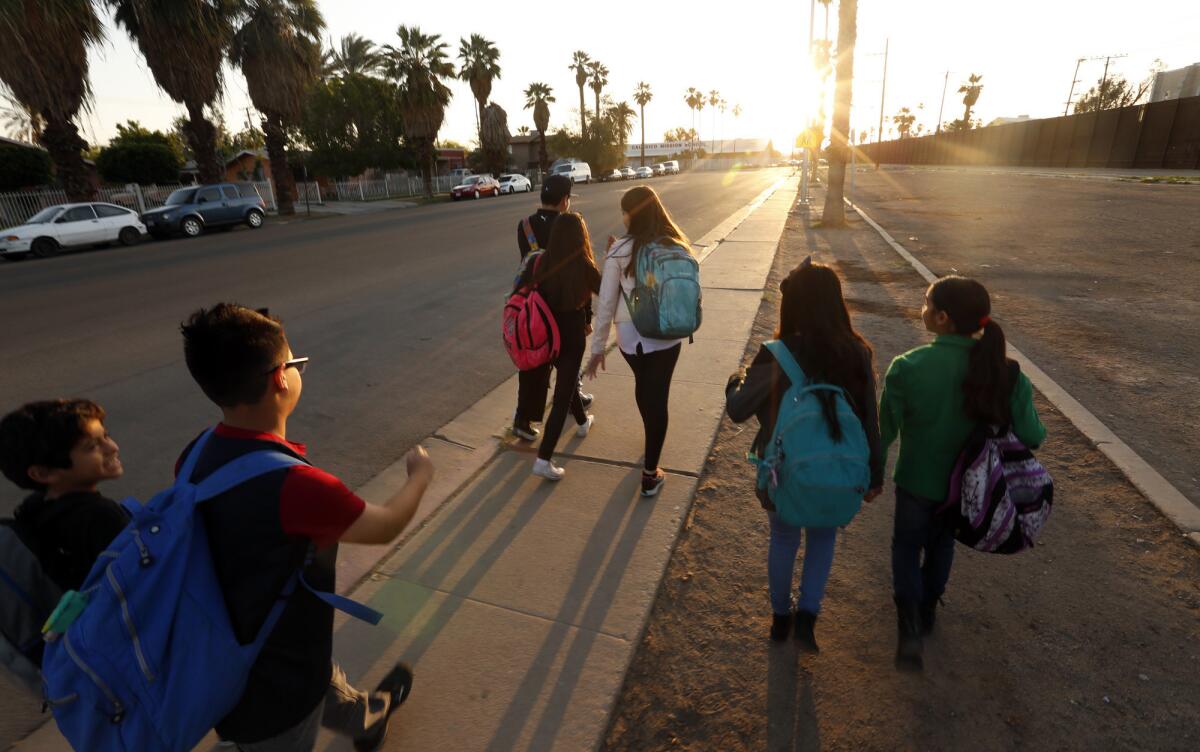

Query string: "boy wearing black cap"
[[512, 175, 593, 440]]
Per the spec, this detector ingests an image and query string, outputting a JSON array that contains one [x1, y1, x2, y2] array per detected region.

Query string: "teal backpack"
[[622, 239, 702, 340], [754, 341, 871, 528]]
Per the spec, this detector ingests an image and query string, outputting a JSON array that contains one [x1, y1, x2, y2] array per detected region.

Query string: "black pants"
[[620, 343, 681, 472], [516, 365, 551, 424], [537, 310, 588, 461]]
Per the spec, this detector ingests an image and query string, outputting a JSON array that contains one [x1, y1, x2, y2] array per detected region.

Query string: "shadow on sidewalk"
[[766, 644, 820, 752]]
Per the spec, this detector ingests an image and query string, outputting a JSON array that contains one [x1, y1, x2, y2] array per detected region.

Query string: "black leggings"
[[620, 343, 681, 472], [537, 310, 588, 461]]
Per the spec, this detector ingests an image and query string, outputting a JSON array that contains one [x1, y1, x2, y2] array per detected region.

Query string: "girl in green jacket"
[[879, 276, 1046, 672]]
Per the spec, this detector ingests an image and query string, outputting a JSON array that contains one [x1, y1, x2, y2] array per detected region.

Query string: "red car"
[[450, 174, 501, 200]]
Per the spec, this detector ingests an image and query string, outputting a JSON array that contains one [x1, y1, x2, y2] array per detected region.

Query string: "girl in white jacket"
[[585, 186, 691, 497]]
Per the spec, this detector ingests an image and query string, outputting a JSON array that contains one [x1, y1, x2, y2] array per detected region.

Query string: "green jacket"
[[879, 335, 1046, 502]]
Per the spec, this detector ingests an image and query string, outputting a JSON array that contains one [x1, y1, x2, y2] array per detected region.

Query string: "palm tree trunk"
[[39, 115, 95, 202], [640, 104, 645, 167], [578, 85, 587, 139], [185, 101, 222, 184], [821, 0, 857, 226], [263, 114, 295, 216], [594, 90, 601, 136], [963, 104, 972, 125], [423, 139, 435, 199], [539, 131, 548, 174]]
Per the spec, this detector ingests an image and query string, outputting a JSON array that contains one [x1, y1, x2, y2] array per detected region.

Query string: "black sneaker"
[[640, 469, 665, 497], [354, 662, 414, 752], [793, 610, 819, 653], [512, 422, 540, 441]]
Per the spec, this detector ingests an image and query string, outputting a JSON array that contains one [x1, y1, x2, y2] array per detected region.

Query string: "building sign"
[[623, 141, 691, 157]]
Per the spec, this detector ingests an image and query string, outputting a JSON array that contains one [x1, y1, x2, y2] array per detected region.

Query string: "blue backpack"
[[622, 239, 702, 340], [754, 341, 871, 528], [40, 428, 382, 752]]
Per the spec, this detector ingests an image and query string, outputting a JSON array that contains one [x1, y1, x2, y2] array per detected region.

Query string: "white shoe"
[[576, 414, 595, 438], [532, 458, 565, 480]]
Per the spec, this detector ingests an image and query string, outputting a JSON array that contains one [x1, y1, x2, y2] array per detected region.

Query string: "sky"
[[58, 0, 1200, 151]]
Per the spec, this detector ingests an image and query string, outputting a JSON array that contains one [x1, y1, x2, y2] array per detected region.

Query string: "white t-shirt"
[[589, 237, 684, 356]]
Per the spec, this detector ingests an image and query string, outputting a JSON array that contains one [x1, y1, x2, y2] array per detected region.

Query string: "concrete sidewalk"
[[9, 179, 797, 751]]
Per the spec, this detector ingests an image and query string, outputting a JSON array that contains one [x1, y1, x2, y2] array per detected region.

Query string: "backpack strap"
[[299, 569, 383, 625], [522, 216, 539, 254], [763, 340, 808, 388], [174, 428, 216, 488], [192, 450, 307, 502]]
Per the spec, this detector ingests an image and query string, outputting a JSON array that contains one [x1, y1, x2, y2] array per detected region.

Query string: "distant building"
[[1149, 63, 1200, 102], [509, 134, 552, 170], [224, 149, 269, 182], [621, 138, 769, 161], [436, 148, 468, 174], [986, 115, 1031, 127]]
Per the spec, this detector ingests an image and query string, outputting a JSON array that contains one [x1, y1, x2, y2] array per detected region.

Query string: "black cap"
[[541, 175, 573, 206]]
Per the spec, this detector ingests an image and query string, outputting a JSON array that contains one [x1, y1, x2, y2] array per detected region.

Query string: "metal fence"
[[859, 94, 1200, 170], [0, 179, 298, 227]]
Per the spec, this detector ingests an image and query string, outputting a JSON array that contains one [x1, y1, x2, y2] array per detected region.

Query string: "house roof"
[[0, 135, 45, 151], [225, 149, 267, 165], [509, 135, 540, 144]]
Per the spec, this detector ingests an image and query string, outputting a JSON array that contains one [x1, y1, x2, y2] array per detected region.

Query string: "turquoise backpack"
[[754, 341, 871, 528], [622, 239, 702, 340]]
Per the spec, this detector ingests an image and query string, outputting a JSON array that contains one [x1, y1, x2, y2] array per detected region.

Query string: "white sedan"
[[0, 202, 146, 260], [498, 174, 533, 194], [634, 166, 654, 179]]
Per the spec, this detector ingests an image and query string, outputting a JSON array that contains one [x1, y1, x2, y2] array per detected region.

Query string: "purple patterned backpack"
[[942, 425, 1053, 554]]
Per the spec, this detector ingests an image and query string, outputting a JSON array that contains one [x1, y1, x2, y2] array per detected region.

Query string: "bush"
[[96, 142, 181, 184], [0, 143, 52, 191]]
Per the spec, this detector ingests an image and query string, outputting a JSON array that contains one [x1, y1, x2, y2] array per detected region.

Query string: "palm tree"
[[892, 106, 916, 138], [585, 60, 608, 136], [479, 102, 510, 176], [105, 0, 236, 185], [230, 0, 324, 216], [457, 34, 501, 141], [684, 87, 702, 155], [0, 89, 45, 144], [607, 101, 635, 146], [730, 103, 742, 155], [0, 2, 101, 200], [385, 25, 454, 198], [822, 0, 857, 226], [717, 97, 727, 153], [569, 51, 590, 139], [523, 81, 555, 173], [516, 125, 530, 135], [958, 73, 984, 126], [322, 32, 382, 78], [708, 89, 720, 154], [694, 92, 706, 155], [633, 82, 652, 167]]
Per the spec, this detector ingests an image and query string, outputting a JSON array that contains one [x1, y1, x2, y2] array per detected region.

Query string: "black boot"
[[793, 610, 819, 653], [770, 612, 792, 642], [919, 597, 940, 636], [894, 597, 924, 672]]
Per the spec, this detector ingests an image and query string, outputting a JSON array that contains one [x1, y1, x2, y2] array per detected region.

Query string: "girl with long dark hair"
[[585, 186, 692, 497], [880, 275, 1045, 671], [726, 259, 884, 650], [529, 212, 602, 480]]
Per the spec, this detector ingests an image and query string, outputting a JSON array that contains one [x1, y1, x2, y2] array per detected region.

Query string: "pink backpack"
[[503, 227, 560, 370]]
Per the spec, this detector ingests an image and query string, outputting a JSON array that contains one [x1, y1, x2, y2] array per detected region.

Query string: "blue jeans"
[[891, 487, 956, 605], [767, 513, 837, 615]]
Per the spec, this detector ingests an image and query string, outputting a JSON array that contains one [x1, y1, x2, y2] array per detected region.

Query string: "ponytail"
[[929, 276, 1011, 425]]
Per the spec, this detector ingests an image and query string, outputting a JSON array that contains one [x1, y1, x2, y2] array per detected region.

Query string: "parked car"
[[635, 166, 654, 179], [651, 163, 666, 176], [448, 168, 474, 184], [662, 160, 681, 175], [549, 161, 592, 183], [497, 174, 532, 194], [140, 183, 266, 239], [620, 167, 636, 179], [0, 202, 146, 260], [600, 168, 623, 182], [451, 174, 501, 200]]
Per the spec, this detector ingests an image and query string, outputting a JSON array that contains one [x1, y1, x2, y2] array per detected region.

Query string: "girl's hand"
[[585, 353, 606, 379], [606, 234, 616, 251]]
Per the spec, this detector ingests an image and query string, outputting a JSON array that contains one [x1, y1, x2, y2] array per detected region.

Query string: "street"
[[0, 168, 789, 515]]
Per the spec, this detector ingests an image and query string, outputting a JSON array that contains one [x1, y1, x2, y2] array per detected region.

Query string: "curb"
[[843, 197, 1200, 549]]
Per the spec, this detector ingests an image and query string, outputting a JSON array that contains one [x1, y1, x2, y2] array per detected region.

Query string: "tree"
[[606, 101, 636, 146], [708, 89, 720, 153], [386, 25, 454, 198], [633, 82, 652, 166], [457, 34, 501, 141], [230, 0, 324, 215], [685, 87, 703, 155], [569, 51, 590, 139], [516, 125, 530, 135], [1073, 74, 1149, 114], [523, 82, 555, 173], [1, 89, 44, 143], [300, 74, 406, 177], [821, 0, 857, 226], [479, 102, 510, 176], [958, 73, 983, 125], [893, 107, 916, 138], [664, 126, 697, 144], [0, 142, 53, 190], [730, 103, 742, 154], [96, 142, 180, 184], [0, 0, 102, 200], [322, 33, 382, 78], [586, 60, 609, 136]]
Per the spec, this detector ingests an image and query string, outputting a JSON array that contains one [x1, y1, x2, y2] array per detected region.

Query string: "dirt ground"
[[601, 185, 1200, 752]]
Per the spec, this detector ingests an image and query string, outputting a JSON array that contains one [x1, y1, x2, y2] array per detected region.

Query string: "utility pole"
[[808, 0, 816, 54], [936, 70, 950, 133], [876, 38, 889, 147], [1064, 57, 1084, 115], [1099, 53, 1127, 106]]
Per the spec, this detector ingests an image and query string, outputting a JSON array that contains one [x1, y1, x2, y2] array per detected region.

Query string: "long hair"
[[776, 260, 874, 441], [928, 275, 1010, 425], [619, 185, 691, 277], [534, 212, 600, 310]]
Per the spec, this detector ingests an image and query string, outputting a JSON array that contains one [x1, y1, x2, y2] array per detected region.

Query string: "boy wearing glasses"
[[179, 303, 434, 752]]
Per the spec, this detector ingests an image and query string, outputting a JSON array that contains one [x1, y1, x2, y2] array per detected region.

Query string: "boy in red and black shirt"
[[179, 304, 434, 752]]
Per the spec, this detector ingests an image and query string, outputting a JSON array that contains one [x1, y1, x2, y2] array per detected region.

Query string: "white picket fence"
[[328, 174, 457, 201]]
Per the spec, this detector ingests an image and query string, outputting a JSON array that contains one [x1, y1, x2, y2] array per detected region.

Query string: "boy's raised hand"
[[406, 445, 434, 481]]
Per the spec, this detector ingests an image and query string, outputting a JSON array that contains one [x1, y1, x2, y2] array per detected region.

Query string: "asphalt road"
[[0, 168, 788, 515], [846, 165, 1200, 512]]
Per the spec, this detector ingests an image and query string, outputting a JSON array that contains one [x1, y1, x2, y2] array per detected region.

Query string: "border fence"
[[859, 94, 1200, 170]]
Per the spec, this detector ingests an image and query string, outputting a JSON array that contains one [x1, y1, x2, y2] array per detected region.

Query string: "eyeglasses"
[[265, 356, 309, 376]]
